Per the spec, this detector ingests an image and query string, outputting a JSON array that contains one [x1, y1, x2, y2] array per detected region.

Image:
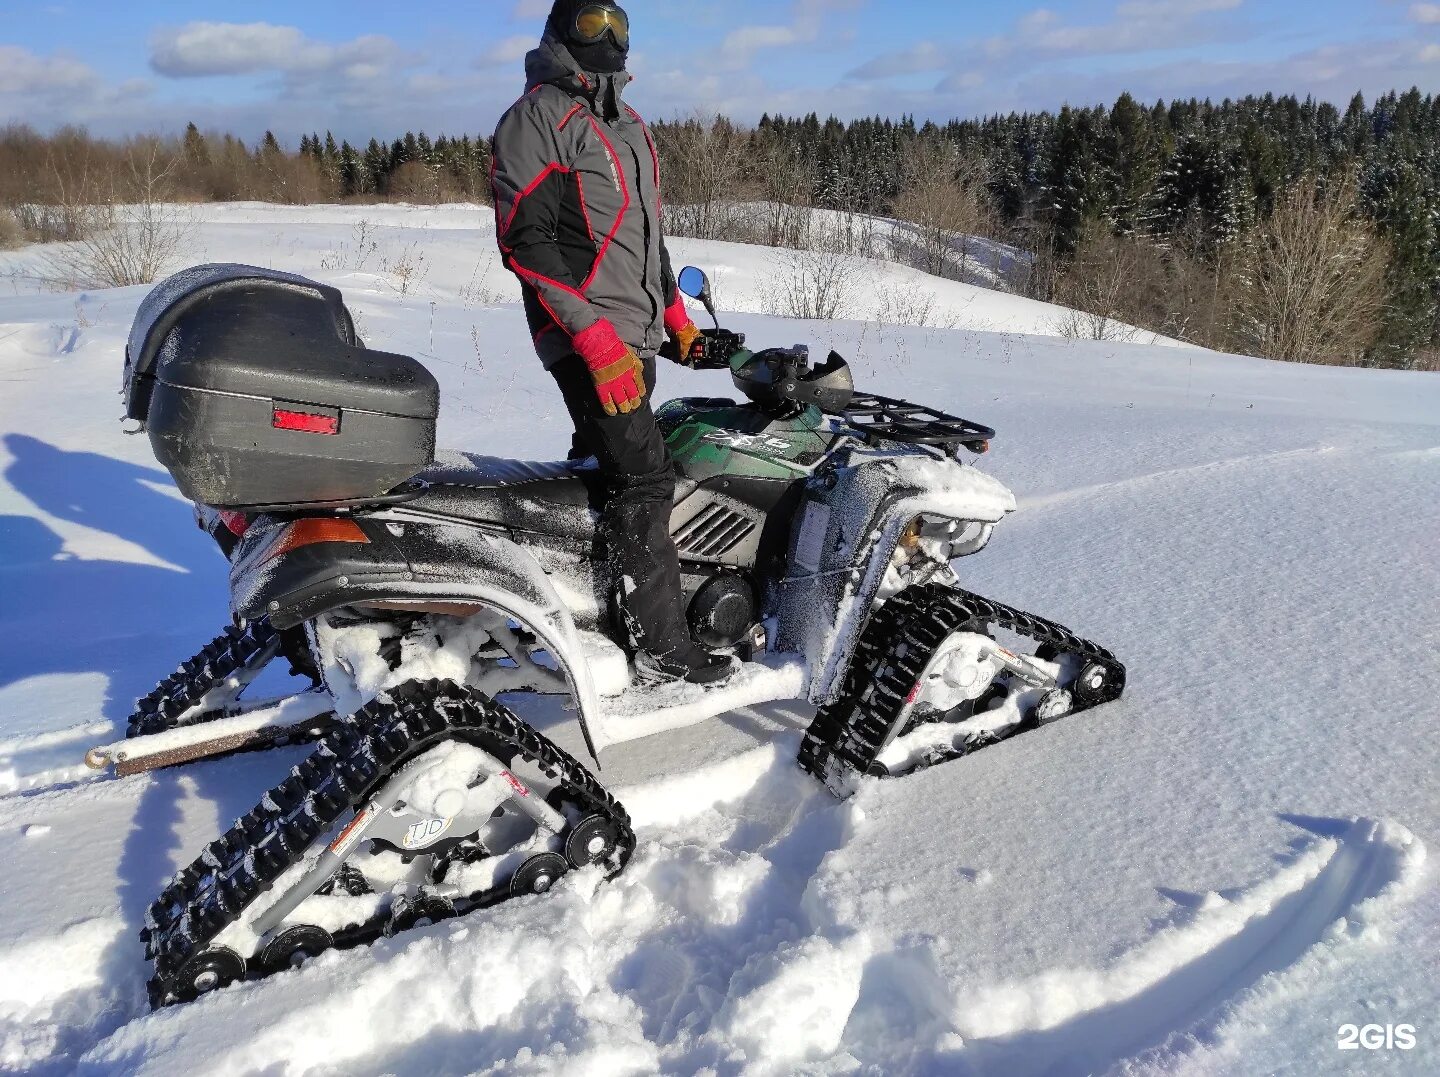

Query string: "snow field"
[[0, 204, 1437, 1074]]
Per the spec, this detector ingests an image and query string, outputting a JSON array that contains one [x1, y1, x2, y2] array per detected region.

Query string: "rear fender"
[[229, 513, 604, 760]]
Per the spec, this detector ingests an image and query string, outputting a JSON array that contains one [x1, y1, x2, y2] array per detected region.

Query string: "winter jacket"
[[491, 34, 679, 369]]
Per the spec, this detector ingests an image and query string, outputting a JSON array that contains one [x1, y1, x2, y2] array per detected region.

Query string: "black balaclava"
[[547, 0, 630, 75]]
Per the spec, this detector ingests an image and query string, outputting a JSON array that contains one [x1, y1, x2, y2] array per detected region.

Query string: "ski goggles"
[[573, 4, 629, 47]]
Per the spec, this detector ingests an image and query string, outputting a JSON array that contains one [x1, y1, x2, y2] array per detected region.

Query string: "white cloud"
[[512, 0, 552, 19], [150, 22, 402, 79], [720, 0, 867, 67], [482, 35, 538, 67], [988, 37, 1440, 115], [1412, 3, 1440, 24], [851, 0, 1247, 83], [0, 45, 154, 130], [723, 25, 804, 53], [1116, 0, 1242, 16], [0, 45, 99, 95]]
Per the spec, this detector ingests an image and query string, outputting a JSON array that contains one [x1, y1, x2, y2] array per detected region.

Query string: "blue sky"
[[4, 1, 1440, 143]]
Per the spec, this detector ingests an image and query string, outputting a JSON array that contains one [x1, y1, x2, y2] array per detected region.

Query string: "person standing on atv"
[[491, 1, 735, 686]]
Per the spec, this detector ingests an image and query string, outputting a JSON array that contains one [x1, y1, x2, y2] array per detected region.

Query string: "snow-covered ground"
[[0, 204, 1436, 1075]]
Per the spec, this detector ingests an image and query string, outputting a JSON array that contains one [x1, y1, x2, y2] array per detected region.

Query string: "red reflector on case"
[[273, 408, 339, 435]]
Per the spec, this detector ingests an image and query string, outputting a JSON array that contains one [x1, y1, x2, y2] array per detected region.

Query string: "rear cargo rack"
[[842, 392, 996, 454]]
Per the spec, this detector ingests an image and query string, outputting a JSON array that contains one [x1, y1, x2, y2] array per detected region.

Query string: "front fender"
[[775, 454, 1015, 706]]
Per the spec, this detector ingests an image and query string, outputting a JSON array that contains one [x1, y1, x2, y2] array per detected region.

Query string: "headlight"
[[898, 515, 994, 565]]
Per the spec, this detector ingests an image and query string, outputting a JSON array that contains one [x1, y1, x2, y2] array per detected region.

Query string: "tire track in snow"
[[949, 816, 1425, 1077], [1015, 445, 1338, 512]]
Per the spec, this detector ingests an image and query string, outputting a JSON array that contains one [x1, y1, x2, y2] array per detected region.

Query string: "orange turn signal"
[[266, 518, 370, 562]]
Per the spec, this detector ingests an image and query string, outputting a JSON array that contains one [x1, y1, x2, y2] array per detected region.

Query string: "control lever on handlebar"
[[690, 328, 745, 370]]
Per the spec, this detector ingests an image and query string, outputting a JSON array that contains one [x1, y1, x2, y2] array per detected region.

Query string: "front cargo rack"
[[842, 392, 996, 454]]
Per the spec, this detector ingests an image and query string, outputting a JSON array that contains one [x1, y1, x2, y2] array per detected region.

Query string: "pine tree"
[[1362, 154, 1440, 367], [1106, 93, 1158, 234], [364, 139, 389, 193], [1149, 132, 1242, 254], [183, 122, 210, 165], [338, 140, 362, 196], [1045, 106, 1107, 255]]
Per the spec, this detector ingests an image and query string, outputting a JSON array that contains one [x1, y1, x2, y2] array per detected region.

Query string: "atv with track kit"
[[106, 262, 1125, 1007]]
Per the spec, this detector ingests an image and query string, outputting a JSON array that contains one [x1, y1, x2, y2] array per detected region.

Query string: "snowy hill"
[[0, 205, 1436, 1076]]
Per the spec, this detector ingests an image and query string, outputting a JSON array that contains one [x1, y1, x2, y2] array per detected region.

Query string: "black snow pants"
[[549, 353, 690, 655]]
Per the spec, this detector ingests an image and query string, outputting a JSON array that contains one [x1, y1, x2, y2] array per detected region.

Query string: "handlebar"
[[688, 328, 747, 370]]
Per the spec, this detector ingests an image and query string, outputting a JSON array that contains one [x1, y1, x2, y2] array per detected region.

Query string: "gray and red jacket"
[[491, 34, 690, 370]]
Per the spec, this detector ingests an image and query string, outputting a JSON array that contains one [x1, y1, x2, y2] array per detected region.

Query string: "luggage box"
[[124, 264, 439, 509]]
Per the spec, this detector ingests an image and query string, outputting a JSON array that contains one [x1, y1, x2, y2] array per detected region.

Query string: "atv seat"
[[412, 452, 601, 542]]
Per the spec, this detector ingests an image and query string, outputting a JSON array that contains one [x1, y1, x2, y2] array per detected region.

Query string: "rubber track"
[[143, 679, 634, 1007], [127, 621, 280, 739], [799, 583, 1126, 794]]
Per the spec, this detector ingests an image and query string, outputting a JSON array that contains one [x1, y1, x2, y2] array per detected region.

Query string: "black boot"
[[634, 641, 737, 687]]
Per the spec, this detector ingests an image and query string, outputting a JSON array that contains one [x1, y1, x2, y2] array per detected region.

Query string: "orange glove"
[[664, 292, 703, 366], [574, 319, 646, 416], [671, 321, 703, 366]]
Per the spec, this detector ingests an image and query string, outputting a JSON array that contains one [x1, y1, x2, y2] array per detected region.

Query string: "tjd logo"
[[401, 816, 454, 850]]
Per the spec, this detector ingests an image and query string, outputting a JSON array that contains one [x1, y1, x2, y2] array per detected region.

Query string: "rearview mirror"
[[678, 265, 719, 329], [678, 266, 709, 300]]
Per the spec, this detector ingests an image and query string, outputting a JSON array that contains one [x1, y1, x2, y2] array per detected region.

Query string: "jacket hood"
[[524, 33, 632, 116]]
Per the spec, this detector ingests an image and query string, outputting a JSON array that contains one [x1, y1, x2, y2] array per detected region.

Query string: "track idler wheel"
[[511, 852, 569, 896], [1073, 661, 1119, 706], [259, 926, 333, 972], [174, 947, 246, 1001], [564, 815, 620, 868], [1030, 688, 1074, 728], [384, 893, 456, 936]]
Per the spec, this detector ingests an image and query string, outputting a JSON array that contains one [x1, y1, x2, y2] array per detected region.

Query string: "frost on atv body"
[[111, 264, 1126, 1006]]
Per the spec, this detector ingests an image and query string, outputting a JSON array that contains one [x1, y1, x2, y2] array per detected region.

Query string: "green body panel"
[[656, 398, 836, 483]]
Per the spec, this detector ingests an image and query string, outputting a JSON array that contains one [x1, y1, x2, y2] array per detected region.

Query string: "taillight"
[[217, 511, 251, 537], [264, 518, 370, 563], [273, 407, 340, 435]]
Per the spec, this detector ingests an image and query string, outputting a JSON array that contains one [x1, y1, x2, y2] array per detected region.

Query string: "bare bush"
[[460, 260, 508, 308], [890, 140, 997, 281], [763, 245, 859, 321], [1052, 306, 1142, 343], [872, 282, 940, 327], [388, 160, 444, 205], [652, 115, 749, 242], [1050, 223, 1156, 341], [36, 141, 191, 288], [752, 134, 814, 249], [320, 218, 381, 272], [0, 208, 23, 250], [1227, 175, 1390, 364], [382, 242, 429, 296], [258, 152, 334, 204], [1046, 220, 1242, 347], [815, 209, 882, 259]]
